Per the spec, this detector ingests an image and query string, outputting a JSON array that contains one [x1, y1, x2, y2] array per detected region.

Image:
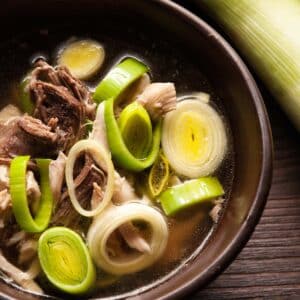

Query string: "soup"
[[0, 23, 234, 298]]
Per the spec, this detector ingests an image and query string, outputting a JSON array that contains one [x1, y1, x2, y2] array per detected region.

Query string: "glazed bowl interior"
[[0, 1, 272, 299]]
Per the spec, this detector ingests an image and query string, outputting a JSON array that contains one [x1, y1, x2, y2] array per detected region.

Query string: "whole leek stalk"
[[201, 0, 300, 130]]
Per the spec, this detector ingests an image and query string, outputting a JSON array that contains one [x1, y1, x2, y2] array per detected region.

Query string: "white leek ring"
[[87, 202, 168, 275], [162, 97, 227, 178], [65, 140, 114, 217]]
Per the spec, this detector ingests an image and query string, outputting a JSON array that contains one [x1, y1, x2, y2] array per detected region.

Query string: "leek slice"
[[87, 202, 168, 275], [118, 101, 152, 158], [65, 139, 114, 217], [148, 152, 170, 197], [58, 40, 105, 80], [38, 227, 96, 295], [104, 98, 161, 171], [162, 97, 227, 178], [159, 177, 224, 216], [10, 156, 53, 233], [93, 57, 149, 103]]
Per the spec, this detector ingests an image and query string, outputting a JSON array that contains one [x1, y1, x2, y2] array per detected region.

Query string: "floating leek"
[[118, 101, 152, 158], [38, 227, 96, 295], [93, 57, 149, 103], [201, 0, 300, 131], [58, 40, 105, 80], [104, 98, 161, 171], [87, 202, 168, 275], [9, 156, 53, 233], [65, 139, 114, 217], [159, 177, 224, 216], [162, 97, 227, 178], [148, 152, 170, 197]]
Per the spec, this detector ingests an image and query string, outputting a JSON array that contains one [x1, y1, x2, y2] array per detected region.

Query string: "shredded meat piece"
[[28, 59, 96, 151], [49, 152, 67, 202], [0, 251, 42, 294], [137, 82, 177, 121], [0, 116, 62, 158], [52, 155, 107, 228], [0, 105, 22, 123], [118, 223, 151, 253], [18, 239, 38, 265], [112, 172, 151, 253], [209, 197, 225, 223], [90, 102, 109, 152]]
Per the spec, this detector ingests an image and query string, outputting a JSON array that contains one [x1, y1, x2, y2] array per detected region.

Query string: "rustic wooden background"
[[177, 2, 300, 299]]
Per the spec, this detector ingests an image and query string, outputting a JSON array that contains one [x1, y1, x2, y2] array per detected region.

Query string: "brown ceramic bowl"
[[0, 0, 272, 299]]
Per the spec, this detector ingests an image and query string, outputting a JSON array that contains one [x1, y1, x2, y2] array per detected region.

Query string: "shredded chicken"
[[0, 252, 43, 294], [113, 172, 151, 253], [137, 82, 177, 121], [26, 171, 41, 212], [49, 151, 67, 201], [91, 182, 104, 210], [209, 197, 225, 223], [18, 239, 38, 265], [118, 223, 151, 253], [0, 105, 22, 123], [0, 165, 9, 190], [113, 172, 136, 205], [6, 231, 27, 247], [90, 102, 109, 152]]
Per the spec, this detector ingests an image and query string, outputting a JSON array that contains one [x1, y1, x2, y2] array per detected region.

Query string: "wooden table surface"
[[174, 2, 300, 299]]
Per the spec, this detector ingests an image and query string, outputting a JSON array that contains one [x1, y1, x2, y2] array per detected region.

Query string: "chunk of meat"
[[0, 116, 63, 158], [137, 82, 177, 121], [28, 60, 96, 151], [52, 155, 106, 228]]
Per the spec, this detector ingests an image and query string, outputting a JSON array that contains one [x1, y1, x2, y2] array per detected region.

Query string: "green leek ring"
[[159, 177, 224, 216], [10, 156, 54, 233], [104, 98, 161, 172], [38, 227, 96, 295], [93, 57, 149, 103], [65, 139, 115, 217]]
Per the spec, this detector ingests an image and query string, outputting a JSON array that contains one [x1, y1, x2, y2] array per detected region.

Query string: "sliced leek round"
[[87, 202, 168, 275], [93, 57, 149, 103], [10, 156, 54, 233], [159, 177, 224, 216], [38, 227, 96, 295], [118, 101, 152, 159], [58, 40, 105, 80], [65, 139, 114, 217], [148, 152, 170, 197], [162, 97, 227, 178], [104, 98, 161, 172]]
